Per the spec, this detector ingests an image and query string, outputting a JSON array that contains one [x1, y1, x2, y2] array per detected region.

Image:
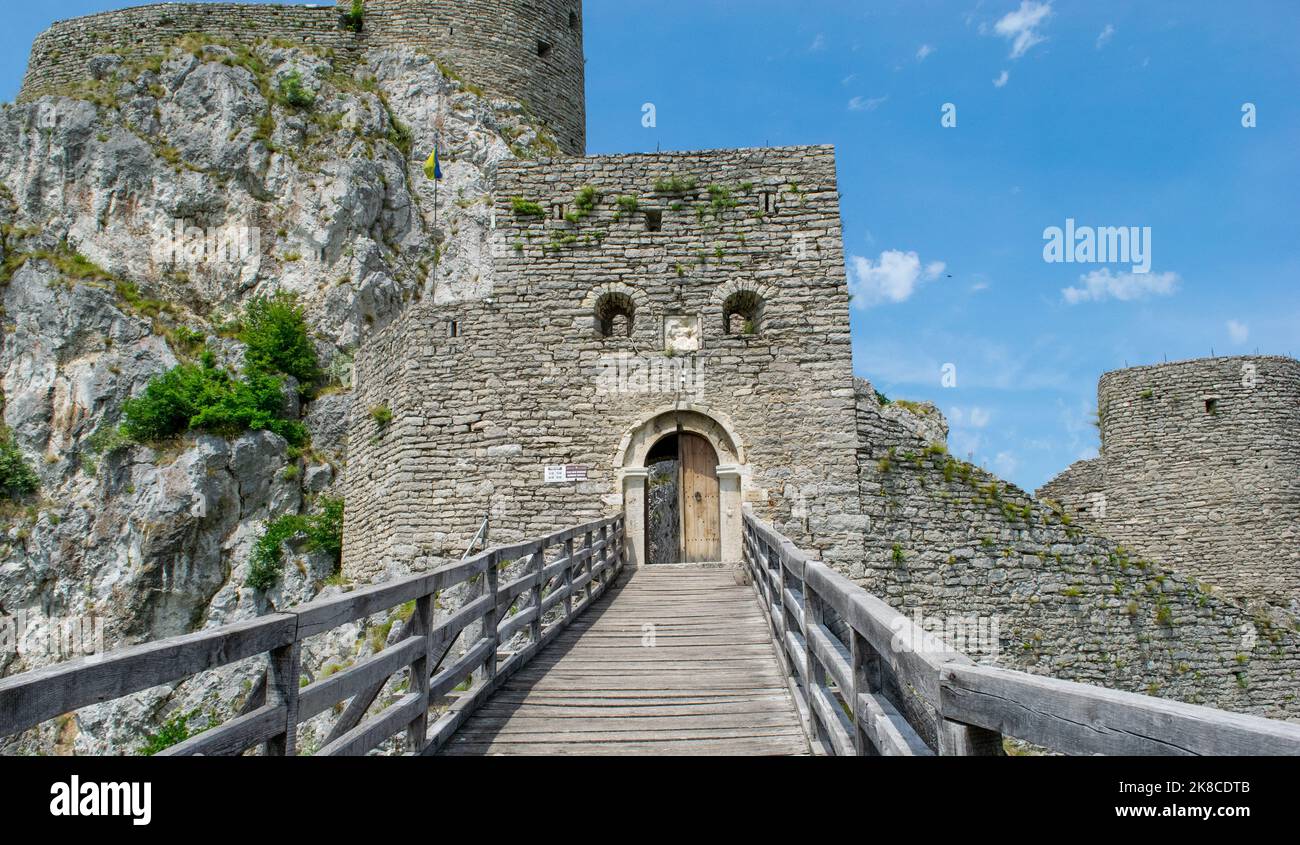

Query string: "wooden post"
[[406, 593, 434, 752], [582, 529, 594, 603], [803, 581, 831, 753], [617, 516, 627, 575], [598, 523, 610, 588], [529, 549, 544, 644], [937, 719, 1005, 756], [562, 536, 575, 622], [476, 551, 500, 687], [264, 640, 301, 756], [850, 630, 880, 756]]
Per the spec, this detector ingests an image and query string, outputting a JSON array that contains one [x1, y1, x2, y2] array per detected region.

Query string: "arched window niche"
[[713, 280, 777, 339], [583, 283, 650, 341]]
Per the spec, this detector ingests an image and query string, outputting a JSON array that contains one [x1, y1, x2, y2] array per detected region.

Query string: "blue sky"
[[4, 1, 1299, 492]]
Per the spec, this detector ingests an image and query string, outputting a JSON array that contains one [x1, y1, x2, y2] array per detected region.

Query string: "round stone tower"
[[19, 0, 586, 156], [348, 0, 587, 155], [1094, 355, 1300, 604]]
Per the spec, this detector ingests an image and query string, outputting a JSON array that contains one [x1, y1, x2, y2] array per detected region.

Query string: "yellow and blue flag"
[[424, 146, 443, 181]]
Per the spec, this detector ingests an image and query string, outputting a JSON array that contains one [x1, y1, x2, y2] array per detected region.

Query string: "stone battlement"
[[19, 0, 586, 155]]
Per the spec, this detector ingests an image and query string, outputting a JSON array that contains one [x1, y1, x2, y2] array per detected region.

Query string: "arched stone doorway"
[[616, 405, 745, 567]]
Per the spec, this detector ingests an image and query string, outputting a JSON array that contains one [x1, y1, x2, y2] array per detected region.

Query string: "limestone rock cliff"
[[0, 35, 551, 754]]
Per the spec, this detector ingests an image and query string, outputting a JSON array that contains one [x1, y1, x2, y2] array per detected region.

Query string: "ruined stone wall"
[[1039, 356, 1300, 607], [854, 379, 1300, 720], [19, 0, 586, 155], [345, 145, 865, 580]]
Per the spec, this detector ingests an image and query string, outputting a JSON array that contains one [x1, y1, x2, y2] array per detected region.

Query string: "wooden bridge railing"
[[0, 514, 626, 756], [742, 510, 1300, 756]]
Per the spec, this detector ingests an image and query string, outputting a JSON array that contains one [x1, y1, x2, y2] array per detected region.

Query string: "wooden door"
[[679, 433, 721, 562]]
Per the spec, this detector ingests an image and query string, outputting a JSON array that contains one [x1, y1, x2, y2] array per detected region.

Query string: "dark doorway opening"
[[644, 430, 721, 564]]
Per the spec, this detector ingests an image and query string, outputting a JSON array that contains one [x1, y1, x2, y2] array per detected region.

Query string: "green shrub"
[[121, 353, 307, 446], [511, 197, 545, 218], [239, 293, 320, 391], [0, 428, 39, 500], [654, 174, 697, 195], [188, 371, 308, 445], [278, 71, 315, 110], [246, 496, 345, 591], [138, 710, 206, 756], [370, 405, 393, 427], [340, 0, 364, 32]]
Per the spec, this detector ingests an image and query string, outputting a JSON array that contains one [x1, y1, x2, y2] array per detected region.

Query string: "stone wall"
[[1039, 356, 1300, 608], [854, 379, 1300, 720], [345, 145, 865, 580], [19, 0, 586, 155]]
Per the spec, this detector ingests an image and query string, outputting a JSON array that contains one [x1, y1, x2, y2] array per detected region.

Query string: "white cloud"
[[841, 73, 858, 86], [950, 406, 993, 428], [993, 1, 1052, 59], [993, 69, 1010, 88], [949, 430, 985, 462], [1096, 23, 1115, 49], [1227, 320, 1250, 344], [916, 44, 935, 61], [810, 33, 826, 52], [1061, 268, 1181, 305], [993, 451, 1020, 478], [848, 250, 946, 308], [848, 95, 888, 112]]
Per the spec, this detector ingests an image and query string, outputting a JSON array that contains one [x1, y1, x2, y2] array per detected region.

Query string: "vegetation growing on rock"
[[246, 496, 344, 591], [122, 295, 319, 446]]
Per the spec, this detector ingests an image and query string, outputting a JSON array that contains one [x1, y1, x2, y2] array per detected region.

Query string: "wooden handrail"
[[741, 508, 1300, 757], [0, 514, 627, 756]]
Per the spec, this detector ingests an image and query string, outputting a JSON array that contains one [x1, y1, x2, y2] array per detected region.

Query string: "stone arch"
[[616, 404, 747, 567], [581, 282, 650, 338], [712, 279, 777, 336]]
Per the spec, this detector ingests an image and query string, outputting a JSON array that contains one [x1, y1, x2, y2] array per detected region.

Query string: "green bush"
[[138, 709, 210, 756], [340, 0, 364, 32], [0, 429, 39, 500], [278, 71, 315, 110], [246, 496, 345, 592], [121, 352, 307, 447], [239, 293, 321, 391], [511, 197, 545, 218]]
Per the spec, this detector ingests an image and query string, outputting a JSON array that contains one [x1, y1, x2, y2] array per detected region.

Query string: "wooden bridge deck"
[[439, 565, 811, 756]]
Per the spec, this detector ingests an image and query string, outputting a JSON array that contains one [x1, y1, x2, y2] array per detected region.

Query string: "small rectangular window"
[[644, 210, 663, 232], [761, 192, 777, 214], [552, 204, 565, 221], [449, 320, 460, 339], [538, 41, 554, 59], [1205, 398, 1218, 415]]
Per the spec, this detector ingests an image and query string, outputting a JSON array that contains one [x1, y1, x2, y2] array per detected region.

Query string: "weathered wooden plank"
[[857, 692, 933, 756], [298, 636, 425, 722], [441, 736, 810, 756], [941, 663, 1300, 756], [406, 594, 435, 750], [806, 622, 853, 699], [0, 614, 296, 738], [497, 606, 539, 642], [294, 555, 488, 639], [316, 693, 426, 757], [264, 641, 301, 756], [428, 593, 493, 653], [429, 638, 495, 700], [159, 704, 287, 757]]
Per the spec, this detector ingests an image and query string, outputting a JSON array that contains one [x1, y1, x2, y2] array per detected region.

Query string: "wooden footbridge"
[[3, 511, 1300, 756]]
